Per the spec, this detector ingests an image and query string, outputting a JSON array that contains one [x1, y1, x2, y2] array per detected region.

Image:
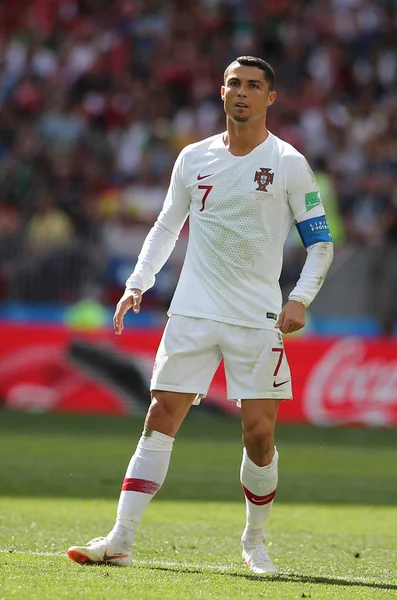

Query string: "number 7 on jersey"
[[198, 184, 213, 212]]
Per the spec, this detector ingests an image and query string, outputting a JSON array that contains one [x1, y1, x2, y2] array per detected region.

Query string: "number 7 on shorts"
[[271, 347, 284, 376]]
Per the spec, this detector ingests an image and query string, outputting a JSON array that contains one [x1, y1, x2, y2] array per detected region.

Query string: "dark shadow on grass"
[[143, 565, 397, 591], [266, 573, 397, 592]]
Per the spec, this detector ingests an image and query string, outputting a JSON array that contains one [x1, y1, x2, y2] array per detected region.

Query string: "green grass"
[[0, 410, 396, 599]]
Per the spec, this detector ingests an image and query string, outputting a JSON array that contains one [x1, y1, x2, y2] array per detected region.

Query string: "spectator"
[[26, 194, 74, 252]]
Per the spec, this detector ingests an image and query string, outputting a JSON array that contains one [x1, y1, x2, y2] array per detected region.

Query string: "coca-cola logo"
[[304, 338, 397, 426]]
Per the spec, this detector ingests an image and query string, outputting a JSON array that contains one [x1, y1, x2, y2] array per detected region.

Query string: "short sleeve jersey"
[[151, 131, 329, 329]]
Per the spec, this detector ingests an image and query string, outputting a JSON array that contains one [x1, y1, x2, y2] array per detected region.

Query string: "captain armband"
[[295, 216, 333, 248]]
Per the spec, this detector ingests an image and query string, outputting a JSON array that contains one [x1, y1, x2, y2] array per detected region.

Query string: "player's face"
[[221, 65, 276, 124]]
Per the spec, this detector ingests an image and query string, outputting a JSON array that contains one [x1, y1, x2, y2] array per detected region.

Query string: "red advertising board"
[[280, 337, 397, 426], [1, 322, 396, 426]]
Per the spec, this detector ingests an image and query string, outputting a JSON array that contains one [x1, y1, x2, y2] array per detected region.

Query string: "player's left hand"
[[275, 300, 305, 334]]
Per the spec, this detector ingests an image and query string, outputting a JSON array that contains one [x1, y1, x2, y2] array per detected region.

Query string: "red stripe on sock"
[[122, 478, 160, 494], [241, 485, 277, 506]]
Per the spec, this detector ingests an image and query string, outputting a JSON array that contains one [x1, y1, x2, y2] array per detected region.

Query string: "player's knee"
[[145, 391, 188, 436], [243, 424, 274, 466], [147, 393, 174, 422]]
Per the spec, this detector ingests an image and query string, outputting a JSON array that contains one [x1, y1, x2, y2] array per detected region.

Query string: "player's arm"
[[276, 157, 334, 334], [114, 151, 190, 335]]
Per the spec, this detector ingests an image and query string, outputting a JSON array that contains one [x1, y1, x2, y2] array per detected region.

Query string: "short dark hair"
[[224, 56, 275, 90]]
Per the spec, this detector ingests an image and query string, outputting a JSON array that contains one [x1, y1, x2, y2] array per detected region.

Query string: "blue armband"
[[296, 216, 333, 248]]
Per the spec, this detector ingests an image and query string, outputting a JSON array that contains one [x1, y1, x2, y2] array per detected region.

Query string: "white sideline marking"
[[0, 550, 233, 572]]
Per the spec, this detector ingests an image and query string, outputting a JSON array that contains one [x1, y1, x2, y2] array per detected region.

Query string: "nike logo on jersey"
[[197, 173, 213, 180], [103, 550, 129, 561], [273, 379, 290, 388]]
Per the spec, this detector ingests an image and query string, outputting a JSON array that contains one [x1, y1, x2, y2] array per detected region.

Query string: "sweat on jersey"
[[126, 131, 333, 330]]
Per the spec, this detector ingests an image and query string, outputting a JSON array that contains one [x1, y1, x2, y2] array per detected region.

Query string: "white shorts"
[[150, 315, 293, 404]]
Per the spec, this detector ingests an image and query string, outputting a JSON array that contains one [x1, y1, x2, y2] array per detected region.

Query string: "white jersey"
[[126, 131, 331, 329]]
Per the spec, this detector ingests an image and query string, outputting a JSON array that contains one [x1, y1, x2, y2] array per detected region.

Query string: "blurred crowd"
[[0, 0, 396, 314]]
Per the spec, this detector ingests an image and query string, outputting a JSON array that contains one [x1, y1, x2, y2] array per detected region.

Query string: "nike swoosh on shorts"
[[273, 379, 290, 388]]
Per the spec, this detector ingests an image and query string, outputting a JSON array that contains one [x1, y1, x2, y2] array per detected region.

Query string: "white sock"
[[240, 446, 278, 545], [108, 429, 174, 547]]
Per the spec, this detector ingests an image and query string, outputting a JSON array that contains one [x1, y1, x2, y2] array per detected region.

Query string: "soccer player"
[[67, 56, 333, 574]]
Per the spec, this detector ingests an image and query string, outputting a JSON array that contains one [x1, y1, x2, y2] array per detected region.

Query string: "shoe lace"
[[88, 537, 106, 545], [248, 544, 271, 567]]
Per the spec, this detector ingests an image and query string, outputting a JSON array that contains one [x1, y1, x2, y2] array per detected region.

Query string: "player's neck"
[[224, 121, 269, 156]]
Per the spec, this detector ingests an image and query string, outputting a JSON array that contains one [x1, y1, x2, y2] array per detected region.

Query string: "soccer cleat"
[[242, 540, 278, 575], [67, 537, 132, 567]]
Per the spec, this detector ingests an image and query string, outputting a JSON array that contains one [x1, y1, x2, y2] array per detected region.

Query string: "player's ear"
[[220, 85, 225, 101], [267, 91, 277, 107]]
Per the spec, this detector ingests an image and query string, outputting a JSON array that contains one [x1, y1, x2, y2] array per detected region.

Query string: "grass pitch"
[[0, 410, 396, 599]]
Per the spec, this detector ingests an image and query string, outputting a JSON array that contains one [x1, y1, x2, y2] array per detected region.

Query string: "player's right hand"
[[113, 288, 142, 335]]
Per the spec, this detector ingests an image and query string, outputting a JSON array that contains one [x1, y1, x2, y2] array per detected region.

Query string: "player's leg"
[[240, 399, 280, 574], [221, 324, 291, 574], [67, 390, 194, 566], [240, 398, 280, 573], [107, 390, 194, 545], [67, 316, 221, 566]]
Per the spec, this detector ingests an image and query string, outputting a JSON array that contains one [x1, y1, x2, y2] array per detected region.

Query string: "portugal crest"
[[254, 168, 274, 192]]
